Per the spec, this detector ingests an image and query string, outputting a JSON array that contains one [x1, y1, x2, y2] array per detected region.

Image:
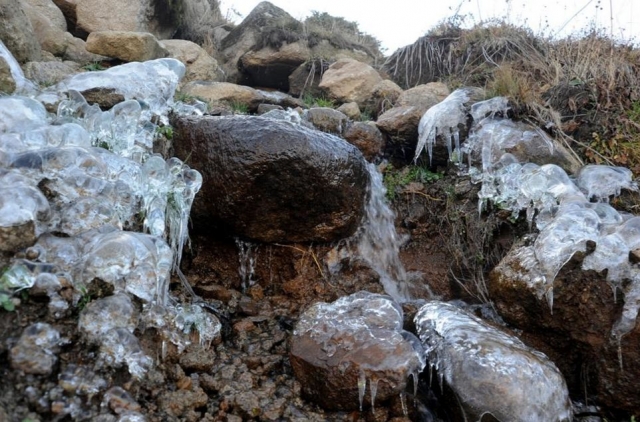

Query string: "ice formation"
[[415, 89, 470, 164], [418, 89, 640, 338], [0, 48, 219, 378], [0, 40, 37, 94], [357, 163, 410, 302], [291, 291, 425, 411], [415, 301, 573, 421]]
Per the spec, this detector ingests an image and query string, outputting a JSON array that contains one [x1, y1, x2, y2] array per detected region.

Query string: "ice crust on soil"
[[0, 42, 219, 379]]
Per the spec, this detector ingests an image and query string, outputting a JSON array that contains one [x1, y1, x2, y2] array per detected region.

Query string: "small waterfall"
[[357, 163, 411, 302]]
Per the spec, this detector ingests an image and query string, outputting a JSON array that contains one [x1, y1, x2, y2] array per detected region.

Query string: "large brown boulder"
[[180, 81, 303, 112], [86, 31, 168, 62], [319, 58, 383, 109], [161, 39, 221, 86], [22, 0, 103, 63], [343, 121, 385, 162], [490, 243, 640, 413], [171, 115, 370, 243], [75, 0, 182, 39], [0, 0, 42, 63], [219, 1, 300, 85], [239, 41, 308, 91], [290, 291, 424, 411]]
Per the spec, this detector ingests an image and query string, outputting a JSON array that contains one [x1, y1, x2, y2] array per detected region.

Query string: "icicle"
[[617, 336, 624, 371], [370, 377, 379, 411], [358, 369, 367, 412], [400, 392, 408, 416]]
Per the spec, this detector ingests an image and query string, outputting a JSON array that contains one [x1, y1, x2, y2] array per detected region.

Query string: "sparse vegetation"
[[230, 101, 249, 114], [382, 19, 640, 173], [82, 62, 106, 72], [383, 164, 443, 200], [303, 93, 335, 108]]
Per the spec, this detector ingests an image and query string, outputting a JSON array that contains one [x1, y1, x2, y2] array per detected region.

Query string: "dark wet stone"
[[172, 115, 369, 243]]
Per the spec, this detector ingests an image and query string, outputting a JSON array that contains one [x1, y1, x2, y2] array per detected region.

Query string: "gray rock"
[[304, 107, 348, 135]]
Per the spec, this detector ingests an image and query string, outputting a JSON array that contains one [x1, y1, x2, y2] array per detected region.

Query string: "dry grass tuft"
[[176, 0, 227, 46]]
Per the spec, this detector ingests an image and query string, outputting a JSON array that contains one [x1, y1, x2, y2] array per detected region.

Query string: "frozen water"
[[575, 165, 638, 202], [357, 163, 410, 302], [415, 89, 470, 164], [0, 46, 207, 380], [415, 301, 573, 421], [0, 40, 37, 94], [82, 231, 172, 304], [470, 96, 510, 122], [292, 291, 425, 410], [10, 323, 63, 375], [56, 58, 185, 116], [0, 96, 48, 134]]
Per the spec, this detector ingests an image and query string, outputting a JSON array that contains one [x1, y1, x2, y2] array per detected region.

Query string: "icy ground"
[[0, 40, 220, 389]]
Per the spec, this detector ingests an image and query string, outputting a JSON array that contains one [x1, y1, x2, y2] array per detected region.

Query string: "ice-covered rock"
[[10, 322, 64, 375], [415, 301, 572, 421], [290, 291, 424, 411], [575, 165, 638, 202], [56, 58, 185, 115]]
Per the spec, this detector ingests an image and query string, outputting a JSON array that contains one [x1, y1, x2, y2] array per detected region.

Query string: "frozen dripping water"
[[415, 89, 470, 164]]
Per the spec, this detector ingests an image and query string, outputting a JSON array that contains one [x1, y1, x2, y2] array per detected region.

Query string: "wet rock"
[[415, 301, 572, 421], [319, 58, 383, 109], [290, 291, 424, 411], [86, 31, 169, 62], [304, 107, 348, 134], [78, 294, 138, 344], [343, 121, 385, 161], [10, 322, 62, 375], [172, 114, 369, 243]]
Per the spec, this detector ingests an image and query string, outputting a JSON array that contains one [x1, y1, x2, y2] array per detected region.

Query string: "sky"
[[219, 0, 639, 53]]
